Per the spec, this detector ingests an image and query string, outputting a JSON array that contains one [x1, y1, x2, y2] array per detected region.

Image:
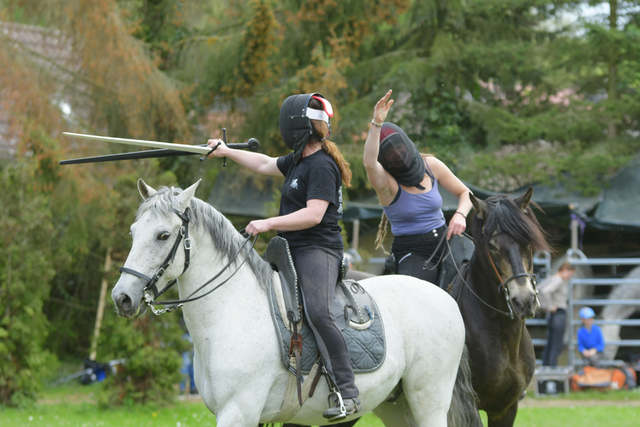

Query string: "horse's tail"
[[448, 344, 482, 427]]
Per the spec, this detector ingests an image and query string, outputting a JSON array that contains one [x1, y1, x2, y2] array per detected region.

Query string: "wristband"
[[370, 119, 383, 128], [455, 211, 467, 218]]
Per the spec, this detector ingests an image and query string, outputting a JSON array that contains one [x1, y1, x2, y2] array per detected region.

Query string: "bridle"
[[446, 232, 539, 319], [484, 246, 539, 319], [118, 206, 257, 315]]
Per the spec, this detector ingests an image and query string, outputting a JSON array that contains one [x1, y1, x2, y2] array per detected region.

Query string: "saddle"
[[263, 237, 386, 375], [436, 233, 475, 299]]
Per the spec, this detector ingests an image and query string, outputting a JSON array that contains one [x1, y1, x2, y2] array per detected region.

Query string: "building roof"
[[0, 21, 73, 157]]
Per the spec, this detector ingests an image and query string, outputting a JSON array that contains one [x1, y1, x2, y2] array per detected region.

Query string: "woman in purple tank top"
[[363, 90, 473, 284]]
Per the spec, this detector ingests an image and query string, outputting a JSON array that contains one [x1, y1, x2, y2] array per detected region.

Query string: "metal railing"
[[527, 251, 552, 348], [567, 256, 640, 366]]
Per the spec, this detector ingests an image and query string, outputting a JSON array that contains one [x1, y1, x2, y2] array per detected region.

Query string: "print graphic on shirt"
[[290, 178, 299, 189], [337, 187, 343, 214]]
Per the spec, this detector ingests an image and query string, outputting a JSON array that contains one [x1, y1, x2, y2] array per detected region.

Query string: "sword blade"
[[62, 132, 211, 155], [59, 147, 203, 165]]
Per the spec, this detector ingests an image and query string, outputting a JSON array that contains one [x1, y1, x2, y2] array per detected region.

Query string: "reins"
[[422, 229, 449, 272], [443, 232, 537, 319], [415, 226, 511, 317], [118, 205, 258, 315]]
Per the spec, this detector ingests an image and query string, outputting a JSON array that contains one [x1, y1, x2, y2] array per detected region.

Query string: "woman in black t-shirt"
[[206, 93, 360, 421]]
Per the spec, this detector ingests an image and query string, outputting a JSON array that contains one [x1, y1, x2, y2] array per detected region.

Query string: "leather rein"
[[119, 206, 257, 315]]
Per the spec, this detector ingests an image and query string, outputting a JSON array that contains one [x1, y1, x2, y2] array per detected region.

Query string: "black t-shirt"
[[276, 150, 344, 249]]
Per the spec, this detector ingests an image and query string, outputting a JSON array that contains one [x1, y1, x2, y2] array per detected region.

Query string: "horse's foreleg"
[[215, 396, 263, 427], [373, 393, 417, 427], [487, 402, 518, 427]]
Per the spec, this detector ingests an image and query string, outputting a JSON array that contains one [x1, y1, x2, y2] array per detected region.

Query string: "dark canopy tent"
[[341, 182, 602, 225], [207, 155, 640, 234], [341, 183, 498, 222], [590, 156, 640, 232], [207, 170, 277, 218]]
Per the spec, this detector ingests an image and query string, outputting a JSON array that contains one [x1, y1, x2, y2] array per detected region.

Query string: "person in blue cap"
[[577, 307, 605, 368]]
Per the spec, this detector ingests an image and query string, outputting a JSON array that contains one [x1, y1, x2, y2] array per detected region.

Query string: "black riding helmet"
[[378, 123, 426, 189], [279, 93, 333, 164]]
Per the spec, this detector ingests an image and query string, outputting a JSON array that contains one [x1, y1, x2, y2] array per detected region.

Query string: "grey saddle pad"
[[268, 278, 386, 375]]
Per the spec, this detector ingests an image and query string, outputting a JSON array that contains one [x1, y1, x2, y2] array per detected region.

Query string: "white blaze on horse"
[[111, 179, 480, 427]]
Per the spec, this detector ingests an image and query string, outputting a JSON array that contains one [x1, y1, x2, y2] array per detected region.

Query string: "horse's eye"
[[489, 241, 499, 251], [158, 232, 170, 241]]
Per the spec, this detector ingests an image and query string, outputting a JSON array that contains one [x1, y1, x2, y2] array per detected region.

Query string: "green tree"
[[456, 1, 640, 194], [0, 162, 57, 406], [2, 0, 192, 404], [96, 313, 187, 407]]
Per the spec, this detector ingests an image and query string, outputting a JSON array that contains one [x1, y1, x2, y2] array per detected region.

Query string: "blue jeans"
[[542, 308, 566, 367]]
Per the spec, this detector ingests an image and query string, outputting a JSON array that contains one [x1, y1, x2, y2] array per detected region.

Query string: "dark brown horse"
[[454, 188, 549, 426]]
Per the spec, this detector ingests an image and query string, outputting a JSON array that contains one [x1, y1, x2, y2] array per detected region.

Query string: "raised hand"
[[373, 90, 394, 124]]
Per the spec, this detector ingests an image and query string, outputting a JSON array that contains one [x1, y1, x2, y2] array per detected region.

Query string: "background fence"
[[529, 250, 640, 368]]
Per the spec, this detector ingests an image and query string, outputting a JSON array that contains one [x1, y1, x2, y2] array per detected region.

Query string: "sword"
[[60, 131, 259, 165]]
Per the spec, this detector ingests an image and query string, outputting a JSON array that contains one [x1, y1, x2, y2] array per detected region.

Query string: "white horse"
[[111, 179, 479, 427], [601, 266, 640, 360]]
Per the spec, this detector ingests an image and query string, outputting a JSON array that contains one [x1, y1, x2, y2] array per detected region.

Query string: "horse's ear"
[[176, 179, 202, 210], [138, 178, 157, 200], [470, 193, 488, 220], [514, 186, 533, 212]]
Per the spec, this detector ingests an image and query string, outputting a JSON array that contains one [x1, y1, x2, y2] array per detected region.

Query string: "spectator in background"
[[181, 332, 197, 394], [538, 261, 576, 367], [577, 306, 605, 368]]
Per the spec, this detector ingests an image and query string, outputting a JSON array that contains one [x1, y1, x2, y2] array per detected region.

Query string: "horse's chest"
[[471, 342, 533, 411]]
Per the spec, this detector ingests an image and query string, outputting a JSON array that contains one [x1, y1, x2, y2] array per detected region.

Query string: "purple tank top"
[[382, 161, 446, 236]]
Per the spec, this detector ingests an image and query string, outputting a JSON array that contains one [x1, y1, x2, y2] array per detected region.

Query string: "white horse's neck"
[[175, 227, 270, 347]]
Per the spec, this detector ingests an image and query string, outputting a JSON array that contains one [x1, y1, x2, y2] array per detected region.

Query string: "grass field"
[[0, 382, 639, 427]]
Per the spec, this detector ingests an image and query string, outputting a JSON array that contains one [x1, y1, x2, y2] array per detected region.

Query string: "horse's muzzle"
[[112, 290, 144, 318], [510, 294, 537, 319]]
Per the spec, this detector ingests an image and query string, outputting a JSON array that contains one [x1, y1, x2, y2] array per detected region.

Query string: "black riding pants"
[[390, 225, 447, 284], [290, 245, 359, 399]]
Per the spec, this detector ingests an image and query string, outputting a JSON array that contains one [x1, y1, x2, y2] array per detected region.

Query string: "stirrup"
[[323, 391, 347, 421]]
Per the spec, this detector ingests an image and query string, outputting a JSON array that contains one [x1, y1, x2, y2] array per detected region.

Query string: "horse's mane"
[[471, 195, 550, 254], [136, 186, 274, 288]]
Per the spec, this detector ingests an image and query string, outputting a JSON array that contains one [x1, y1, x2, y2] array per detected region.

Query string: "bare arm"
[[428, 157, 473, 239], [207, 138, 282, 176], [245, 199, 329, 236], [363, 90, 397, 205]]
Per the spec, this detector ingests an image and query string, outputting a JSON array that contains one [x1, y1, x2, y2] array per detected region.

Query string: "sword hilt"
[[222, 128, 227, 167]]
